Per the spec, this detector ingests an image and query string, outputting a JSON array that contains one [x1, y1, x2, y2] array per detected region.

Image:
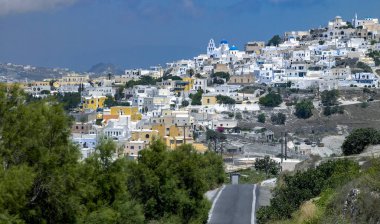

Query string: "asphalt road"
[[208, 184, 257, 224]]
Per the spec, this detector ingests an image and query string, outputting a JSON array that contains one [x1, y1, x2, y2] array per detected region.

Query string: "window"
[[145, 134, 150, 139], [131, 146, 134, 150]]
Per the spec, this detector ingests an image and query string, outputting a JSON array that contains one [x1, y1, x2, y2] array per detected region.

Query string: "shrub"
[[235, 112, 242, 120], [271, 113, 286, 125], [295, 100, 314, 119], [256, 159, 360, 223], [181, 100, 189, 107], [321, 90, 339, 106], [342, 128, 380, 155], [258, 113, 266, 123], [216, 95, 236, 104], [259, 92, 283, 107]]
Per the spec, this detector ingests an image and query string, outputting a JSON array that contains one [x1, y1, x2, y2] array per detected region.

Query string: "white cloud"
[[0, 0, 78, 16]]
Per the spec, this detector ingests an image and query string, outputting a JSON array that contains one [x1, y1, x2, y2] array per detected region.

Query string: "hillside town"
[[7, 14, 380, 165], [3, 7, 380, 223]]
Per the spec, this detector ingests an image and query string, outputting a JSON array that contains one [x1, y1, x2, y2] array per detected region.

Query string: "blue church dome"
[[220, 39, 228, 44], [230, 45, 238, 50]]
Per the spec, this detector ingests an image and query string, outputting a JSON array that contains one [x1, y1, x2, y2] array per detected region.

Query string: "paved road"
[[208, 184, 257, 224]]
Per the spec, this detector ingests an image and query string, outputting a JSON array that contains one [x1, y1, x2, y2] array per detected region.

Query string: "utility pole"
[[281, 132, 284, 163], [176, 124, 191, 145], [284, 132, 288, 160]]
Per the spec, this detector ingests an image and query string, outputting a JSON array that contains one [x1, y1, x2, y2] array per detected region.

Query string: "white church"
[[206, 39, 245, 63]]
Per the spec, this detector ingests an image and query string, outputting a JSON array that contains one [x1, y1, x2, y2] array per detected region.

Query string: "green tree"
[[190, 89, 203, 105], [56, 92, 81, 111], [216, 95, 236, 104], [267, 35, 282, 46], [259, 92, 283, 107], [356, 61, 373, 73], [321, 89, 339, 106], [127, 140, 224, 223], [40, 90, 51, 95], [368, 51, 380, 66], [211, 72, 230, 81], [342, 128, 380, 155], [295, 99, 314, 119], [235, 112, 242, 120], [0, 85, 82, 223], [254, 156, 280, 177], [125, 76, 157, 88], [181, 100, 189, 107], [257, 159, 360, 223], [104, 95, 130, 107], [258, 113, 266, 123], [271, 113, 286, 125]]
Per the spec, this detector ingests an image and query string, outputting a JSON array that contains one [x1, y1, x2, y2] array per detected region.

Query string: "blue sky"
[[0, 0, 379, 71]]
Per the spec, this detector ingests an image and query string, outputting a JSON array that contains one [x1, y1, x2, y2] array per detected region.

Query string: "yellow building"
[[202, 94, 217, 105], [152, 124, 167, 137], [182, 77, 194, 92], [131, 130, 159, 144], [82, 96, 107, 110], [164, 136, 194, 150], [110, 106, 142, 121]]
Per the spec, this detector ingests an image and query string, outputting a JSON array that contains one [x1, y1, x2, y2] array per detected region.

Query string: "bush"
[[324, 106, 344, 116], [267, 35, 282, 46], [295, 100, 314, 119], [235, 112, 242, 120], [254, 156, 280, 177], [258, 113, 266, 123], [216, 95, 236, 104], [271, 113, 286, 125], [181, 100, 189, 107], [342, 128, 380, 155], [356, 61, 373, 73], [256, 159, 360, 223], [190, 89, 203, 105], [321, 90, 339, 106], [211, 72, 230, 81], [259, 92, 283, 107]]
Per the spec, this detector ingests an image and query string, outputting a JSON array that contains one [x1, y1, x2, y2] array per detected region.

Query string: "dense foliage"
[[321, 89, 339, 106], [211, 72, 230, 82], [356, 61, 373, 73], [216, 95, 236, 104], [55, 92, 82, 110], [125, 76, 157, 88], [368, 50, 380, 66], [323, 105, 344, 116], [271, 113, 286, 125], [0, 84, 225, 224], [342, 128, 380, 155], [260, 158, 380, 224], [254, 156, 280, 177], [295, 99, 314, 119], [190, 89, 203, 105], [257, 159, 360, 224], [267, 35, 282, 46], [259, 92, 283, 107], [104, 95, 130, 107], [235, 112, 242, 120], [257, 113, 266, 123], [181, 100, 189, 107]]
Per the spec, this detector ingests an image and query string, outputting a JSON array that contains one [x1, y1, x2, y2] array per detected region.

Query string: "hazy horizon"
[[0, 0, 380, 71]]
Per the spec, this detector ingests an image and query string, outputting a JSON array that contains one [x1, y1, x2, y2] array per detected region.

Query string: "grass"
[[225, 168, 276, 184]]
